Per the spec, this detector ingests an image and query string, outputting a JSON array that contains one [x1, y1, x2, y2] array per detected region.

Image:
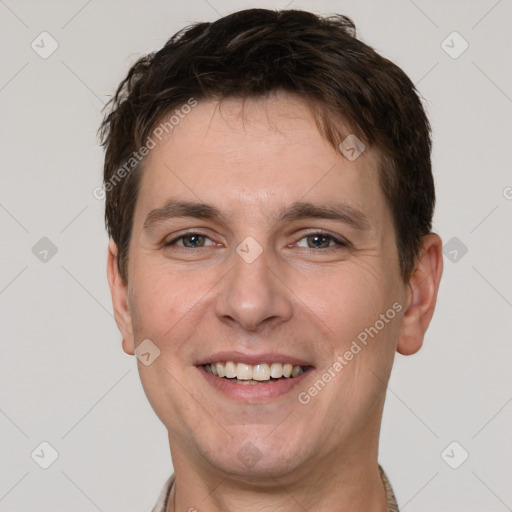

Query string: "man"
[[99, 8, 443, 512]]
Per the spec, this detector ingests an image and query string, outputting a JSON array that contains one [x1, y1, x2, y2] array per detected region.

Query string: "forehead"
[[135, 94, 388, 230]]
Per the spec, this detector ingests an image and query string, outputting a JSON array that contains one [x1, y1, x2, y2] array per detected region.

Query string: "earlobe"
[[397, 233, 443, 356], [106, 239, 135, 355]]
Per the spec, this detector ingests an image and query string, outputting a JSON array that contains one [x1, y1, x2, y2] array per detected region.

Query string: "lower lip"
[[197, 365, 311, 402]]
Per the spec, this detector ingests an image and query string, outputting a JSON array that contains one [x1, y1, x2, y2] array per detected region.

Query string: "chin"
[[195, 425, 313, 481]]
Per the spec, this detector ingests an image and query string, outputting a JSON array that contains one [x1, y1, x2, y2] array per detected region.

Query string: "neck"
[[167, 438, 387, 512]]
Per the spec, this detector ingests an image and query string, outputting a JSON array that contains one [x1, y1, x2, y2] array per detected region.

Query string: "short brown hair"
[[99, 8, 434, 284]]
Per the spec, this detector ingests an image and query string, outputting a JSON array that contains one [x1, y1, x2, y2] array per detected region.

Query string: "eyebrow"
[[143, 199, 370, 232]]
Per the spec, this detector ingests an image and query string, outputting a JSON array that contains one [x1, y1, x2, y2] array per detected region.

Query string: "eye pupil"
[[184, 234, 204, 247], [308, 234, 330, 249]]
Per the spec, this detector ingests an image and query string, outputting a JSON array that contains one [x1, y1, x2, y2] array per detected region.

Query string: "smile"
[[203, 361, 307, 383], [196, 352, 314, 400]]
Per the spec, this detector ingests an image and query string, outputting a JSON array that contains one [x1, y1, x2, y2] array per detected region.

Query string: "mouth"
[[203, 361, 311, 384], [196, 354, 314, 401]]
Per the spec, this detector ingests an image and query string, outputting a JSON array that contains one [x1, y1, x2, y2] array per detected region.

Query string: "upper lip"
[[196, 351, 314, 367]]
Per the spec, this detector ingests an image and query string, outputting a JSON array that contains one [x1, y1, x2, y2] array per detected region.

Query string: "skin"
[[107, 92, 443, 512]]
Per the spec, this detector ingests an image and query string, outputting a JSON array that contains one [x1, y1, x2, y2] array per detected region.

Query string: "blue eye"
[[163, 231, 349, 251], [295, 232, 349, 250]]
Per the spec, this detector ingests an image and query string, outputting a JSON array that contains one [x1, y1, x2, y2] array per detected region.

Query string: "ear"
[[397, 233, 443, 356], [107, 239, 135, 355]]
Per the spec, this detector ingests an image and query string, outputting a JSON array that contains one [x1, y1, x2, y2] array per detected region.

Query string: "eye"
[[295, 231, 349, 250], [162, 230, 349, 252], [164, 232, 215, 249]]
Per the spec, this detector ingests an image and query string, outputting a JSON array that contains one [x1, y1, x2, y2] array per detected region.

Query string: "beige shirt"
[[151, 465, 399, 511]]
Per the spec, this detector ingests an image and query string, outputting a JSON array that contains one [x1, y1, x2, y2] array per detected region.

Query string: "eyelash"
[[163, 230, 350, 252]]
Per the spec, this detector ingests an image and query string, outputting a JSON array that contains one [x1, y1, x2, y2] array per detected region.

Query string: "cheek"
[[305, 264, 392, 342], [128, 263, 219, 370], [127, 268, 186, 358], [295, 261, 402, 395], [130, 261, 196, 319], [332, 269, 402, 381]]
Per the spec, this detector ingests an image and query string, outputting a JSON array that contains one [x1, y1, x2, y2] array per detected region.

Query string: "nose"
[[215, 242, 293, 332]]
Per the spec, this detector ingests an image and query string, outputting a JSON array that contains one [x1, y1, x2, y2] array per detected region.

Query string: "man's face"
[[117, 93, 408, 479]]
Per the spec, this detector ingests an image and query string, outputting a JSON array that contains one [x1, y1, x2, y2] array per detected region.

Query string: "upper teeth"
[[205, 362, 305, 381]]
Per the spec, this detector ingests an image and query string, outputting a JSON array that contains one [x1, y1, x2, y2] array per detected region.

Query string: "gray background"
[[1, 0, 511, 510]]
